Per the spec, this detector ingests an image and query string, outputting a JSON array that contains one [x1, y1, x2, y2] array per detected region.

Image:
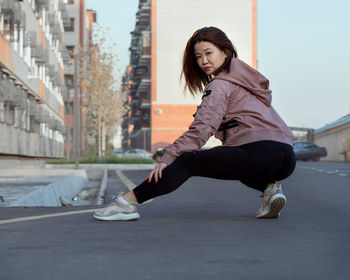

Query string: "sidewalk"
[[0, 164, 155, 207], [0, 167, 88, 207], [45, 163, 156, 170]]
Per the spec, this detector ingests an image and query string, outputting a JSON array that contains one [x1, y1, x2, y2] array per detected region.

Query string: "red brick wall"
[[151, 104, 197, 151]]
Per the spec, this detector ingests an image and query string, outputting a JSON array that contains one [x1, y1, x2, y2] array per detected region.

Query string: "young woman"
[[94, 27, 296, 221]]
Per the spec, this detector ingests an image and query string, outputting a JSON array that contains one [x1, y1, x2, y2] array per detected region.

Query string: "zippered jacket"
[[160, 58, 294, 166]]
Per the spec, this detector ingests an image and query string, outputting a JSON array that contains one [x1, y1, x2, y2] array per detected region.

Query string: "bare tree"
[[80, 25, 126, 159]]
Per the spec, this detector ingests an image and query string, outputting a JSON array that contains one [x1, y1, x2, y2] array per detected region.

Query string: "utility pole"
[[66, 90, 71, 160], [73, 48, 93, 169]]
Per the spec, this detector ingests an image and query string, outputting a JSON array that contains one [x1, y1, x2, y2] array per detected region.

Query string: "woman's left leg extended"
[[132, 141, 295, 204]]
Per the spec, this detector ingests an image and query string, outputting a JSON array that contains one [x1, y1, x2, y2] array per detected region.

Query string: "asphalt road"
[[0, 162, 349, 280]]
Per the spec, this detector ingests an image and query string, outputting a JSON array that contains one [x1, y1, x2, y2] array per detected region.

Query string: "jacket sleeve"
[[160, 80, 230, 166]]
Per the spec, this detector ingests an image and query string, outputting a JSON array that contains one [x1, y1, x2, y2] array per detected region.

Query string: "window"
[[65, 75, 74, 88], [64, 102, 73, 114], [293, 143, 301, 151], [66, 46, 75, 58], [64, 18, 75, 32]]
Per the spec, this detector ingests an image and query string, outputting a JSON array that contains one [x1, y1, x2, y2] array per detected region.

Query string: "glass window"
[[64, 18, 75, 32], [64, 102, 73, 114], [65, 75, 74, 88]]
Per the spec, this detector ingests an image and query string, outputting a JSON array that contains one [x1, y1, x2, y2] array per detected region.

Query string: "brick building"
[[62, 0, 94, 158], [123, 0, 257, 152]]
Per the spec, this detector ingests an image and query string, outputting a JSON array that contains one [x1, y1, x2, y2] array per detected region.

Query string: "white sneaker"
[[256, 184, 286, 219], [93, 192, 140, 221]]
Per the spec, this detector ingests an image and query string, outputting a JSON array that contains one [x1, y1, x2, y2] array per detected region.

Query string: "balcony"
[[52, 24, 62, 41], [28, 98, 38, 116], [136, 17, 150, 28], [129, 117, 139, 126], [139, 53, 151, 66], [140, 99, 150, 109], [48, 65, 56, 79], [60, 45, 71, 65], [32, 45, 49, 64], [133, 65, 149, 78], [37, 0, 49, 9], [0, 79, 27, 109], [140, 111, 150, 128], [60, 87, 68, 100], [1, 0, 15, 15], [142, 46, 151, 56], [26, 31, 37, 48], [138, 77, 151, 92], [130, 98, 139, 110]]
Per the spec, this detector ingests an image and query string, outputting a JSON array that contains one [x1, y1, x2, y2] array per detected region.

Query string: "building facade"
[[122, 0, 151, 151], [313, 114, 350, 162], [0, 0, 70, 162], [62, 0, 90, 158], [123, 0, 257, 152]]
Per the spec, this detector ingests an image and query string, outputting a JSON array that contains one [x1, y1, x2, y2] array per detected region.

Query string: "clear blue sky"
[[86, 0, 350, 129]]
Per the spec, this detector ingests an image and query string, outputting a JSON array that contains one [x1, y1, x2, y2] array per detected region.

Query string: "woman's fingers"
[[159, 163, 167, 179], [148, 169, 155, 182], [157, 163, 167, 181], [148, 163, 168, 183], [155, 165, 161, 182]]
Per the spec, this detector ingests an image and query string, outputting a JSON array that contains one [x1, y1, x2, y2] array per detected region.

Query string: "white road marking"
[[298, 165, 349, 177], [0, 169, 153, 225], [116, 170, 137, 190], [115, 170, 153, 204], [0, 208, 99, 225]]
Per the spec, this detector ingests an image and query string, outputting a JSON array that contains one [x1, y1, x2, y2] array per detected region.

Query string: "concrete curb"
[[45, 164, 156, 170], [9, 169, 88, 207]]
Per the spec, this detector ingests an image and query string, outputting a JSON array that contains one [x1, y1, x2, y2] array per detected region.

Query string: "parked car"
[[293, 142, 327, 161], [122, 148, 153, 159], [112, 149, 124, 158], [153, 148, 165, 162]]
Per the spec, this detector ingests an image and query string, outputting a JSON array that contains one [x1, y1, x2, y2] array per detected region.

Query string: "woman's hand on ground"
[[148, 162, 168, 183]]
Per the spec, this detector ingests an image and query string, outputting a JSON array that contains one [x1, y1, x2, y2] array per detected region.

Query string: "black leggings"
[[133, 141, 296, 204]]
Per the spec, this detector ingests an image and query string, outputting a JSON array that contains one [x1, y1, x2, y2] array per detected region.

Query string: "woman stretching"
[[94, 26, 296, 221]]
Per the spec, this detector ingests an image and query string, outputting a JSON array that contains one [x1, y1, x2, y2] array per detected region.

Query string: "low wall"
[[8, 169, 88, 207], [0, 122, 63, 158], [313, 120, 350, 162]]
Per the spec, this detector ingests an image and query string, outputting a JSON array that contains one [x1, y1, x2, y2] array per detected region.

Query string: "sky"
[[85, 0, 350, 129]]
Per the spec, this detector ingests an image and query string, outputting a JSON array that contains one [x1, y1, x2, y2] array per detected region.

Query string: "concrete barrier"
[[8, 169, 88, 207]]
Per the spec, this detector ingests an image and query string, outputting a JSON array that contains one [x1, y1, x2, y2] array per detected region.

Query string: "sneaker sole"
[[258, 196, 286, 219], [93, 212, 140, 221]]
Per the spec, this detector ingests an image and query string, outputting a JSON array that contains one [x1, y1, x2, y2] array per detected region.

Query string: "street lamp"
[[73, 48, 93, 169], [141, 127, 150, 151]]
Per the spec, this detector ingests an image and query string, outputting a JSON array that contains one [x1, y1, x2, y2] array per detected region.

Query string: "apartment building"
[[123, 0, 257, 152], [0, 0, 71, 164], [62, 0, 92, 158], [122, 0, 151, 150]]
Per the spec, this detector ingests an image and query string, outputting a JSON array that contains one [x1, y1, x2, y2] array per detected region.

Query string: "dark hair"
[[181, 26, 238, 95]]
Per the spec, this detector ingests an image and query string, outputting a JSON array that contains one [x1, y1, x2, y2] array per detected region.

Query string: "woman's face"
[[194, 41, 227, 76]]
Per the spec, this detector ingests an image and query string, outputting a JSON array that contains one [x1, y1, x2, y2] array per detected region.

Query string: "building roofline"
[[313, 114, 350, 133]]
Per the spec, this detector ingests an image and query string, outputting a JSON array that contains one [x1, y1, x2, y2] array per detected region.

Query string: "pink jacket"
[[161, 58, 294, 166]]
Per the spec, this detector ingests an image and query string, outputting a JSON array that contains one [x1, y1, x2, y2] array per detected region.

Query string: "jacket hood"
[[214, 58, 272, 106]]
